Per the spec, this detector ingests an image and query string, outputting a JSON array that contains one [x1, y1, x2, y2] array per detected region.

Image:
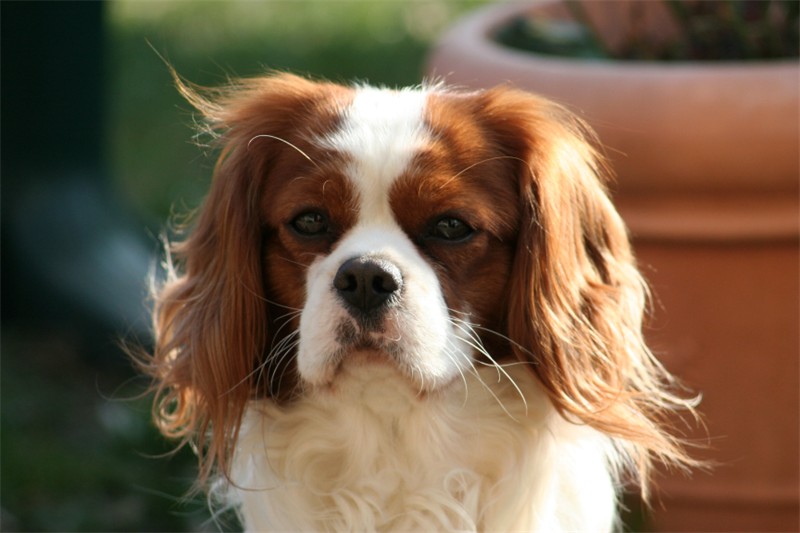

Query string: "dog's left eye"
[[291, 211, 329, 236], [429, 216, 474, 242]]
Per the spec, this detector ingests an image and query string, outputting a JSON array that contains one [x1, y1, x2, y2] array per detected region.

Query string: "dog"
[[140, 73, 695, 531]]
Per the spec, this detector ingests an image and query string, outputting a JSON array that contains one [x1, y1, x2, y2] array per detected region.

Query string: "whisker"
[[240, 287, 303, 312], [253, 329, 300, 395], [458, 351, 520, 422], [269, 337, 301, 395], [273, 309, 303, 328], [450, 318, 529, 415], [471, 359, 532, 369], [467, 323, 538, 361], [231, 316, 301, 395], [267, 335, 300, 369], [248, 134, 321, 171], [445, 307, 537, 364], [442, 342, 472, 409], [442, 318, 518, 416], [438, 155, 531, 191], [278, 255, 315, 270], [264, 298, 304, 312], [267, 327, 300, 360]]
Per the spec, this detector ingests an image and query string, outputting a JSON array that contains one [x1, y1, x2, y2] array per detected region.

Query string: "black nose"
[[334, 256, 403, 315]]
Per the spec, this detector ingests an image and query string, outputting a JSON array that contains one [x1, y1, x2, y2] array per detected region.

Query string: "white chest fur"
[[226, 364, 617, 532]]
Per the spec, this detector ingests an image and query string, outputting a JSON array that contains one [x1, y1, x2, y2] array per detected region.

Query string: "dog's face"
[[262, 86, 519, 393], [146, 74, 689, 485]]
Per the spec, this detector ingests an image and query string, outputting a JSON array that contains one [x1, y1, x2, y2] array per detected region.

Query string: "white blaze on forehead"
[[298, 85, 474, 391], [320, 85, 430, 223]]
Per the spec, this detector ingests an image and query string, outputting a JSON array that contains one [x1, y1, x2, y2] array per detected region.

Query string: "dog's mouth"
[[334, 314, 401, 356], [300, 300, 467, 395], [315, 320, 416, 387], [334, 330, 401, 370]]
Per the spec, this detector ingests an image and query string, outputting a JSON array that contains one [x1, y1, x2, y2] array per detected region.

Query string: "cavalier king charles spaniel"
[[140, 73, 695, 531]]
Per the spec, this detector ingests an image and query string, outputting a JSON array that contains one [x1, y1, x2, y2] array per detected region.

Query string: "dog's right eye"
[[291, 211, 329, 236]]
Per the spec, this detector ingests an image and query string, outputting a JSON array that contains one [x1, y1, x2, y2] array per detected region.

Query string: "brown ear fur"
[[138, 73, 349, 483], [480, 87, 696, 493]]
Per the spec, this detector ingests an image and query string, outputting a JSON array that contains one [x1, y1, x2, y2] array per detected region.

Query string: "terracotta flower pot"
[[427, 2, 799, 531]]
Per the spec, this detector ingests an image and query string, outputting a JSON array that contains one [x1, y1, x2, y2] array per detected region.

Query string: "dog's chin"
[[302, 333, 446, 399], [319, 347, 414, 390], [299, 322, 468, 397], [339, 348, 397, 370], [296, 347, 428, 416]]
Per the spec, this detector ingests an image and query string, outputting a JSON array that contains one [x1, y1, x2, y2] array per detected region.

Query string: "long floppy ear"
[[482, 88, 695, 492], [138, 73, 345, 483]]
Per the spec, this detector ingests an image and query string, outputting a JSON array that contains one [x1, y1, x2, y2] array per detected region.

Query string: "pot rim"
[[429, 1, 799, 241], [445, 1, 799, 75]]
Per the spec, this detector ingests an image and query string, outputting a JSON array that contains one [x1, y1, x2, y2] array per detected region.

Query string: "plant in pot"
[[427, 2, 799, 532]]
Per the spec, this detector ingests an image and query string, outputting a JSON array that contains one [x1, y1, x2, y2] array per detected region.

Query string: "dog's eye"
[[430, 216, 474, 242], [291, 211, 329, 236]]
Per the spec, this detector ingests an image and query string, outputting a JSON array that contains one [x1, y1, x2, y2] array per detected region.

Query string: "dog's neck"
[[225, 363, 617, 532]]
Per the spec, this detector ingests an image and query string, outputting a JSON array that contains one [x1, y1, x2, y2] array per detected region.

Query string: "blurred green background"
[[108, 0, 488, 225], [1, 1, 487, 531]]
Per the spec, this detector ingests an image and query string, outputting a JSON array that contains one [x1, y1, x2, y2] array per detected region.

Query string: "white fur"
[[299, 85, 470, 391], [227, 365, 618, 532], [298, 225, 472, 390], [320, 84, 430, 225], [225, 85, 621, 531]]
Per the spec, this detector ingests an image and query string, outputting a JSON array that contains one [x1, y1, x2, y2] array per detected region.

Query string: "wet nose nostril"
[[334, 256, 403, 314], [334, 272, 358, 293], [373, 270, 399, 294]]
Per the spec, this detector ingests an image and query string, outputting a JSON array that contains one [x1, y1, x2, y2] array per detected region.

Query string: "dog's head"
[[144, 73, 691, 488]]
